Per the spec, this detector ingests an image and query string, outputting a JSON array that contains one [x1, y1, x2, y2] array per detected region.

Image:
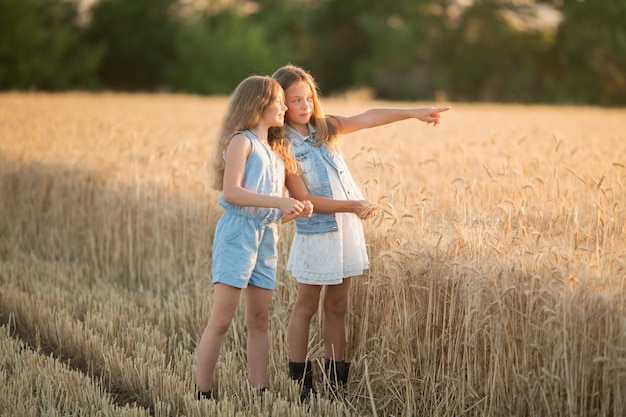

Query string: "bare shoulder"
[[226, 132, 253, 156], [230, 132, 254, 146]]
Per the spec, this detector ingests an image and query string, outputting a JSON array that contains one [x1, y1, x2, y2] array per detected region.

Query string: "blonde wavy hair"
[[271, 64, 342, 149], [212, 75, 298, 191]]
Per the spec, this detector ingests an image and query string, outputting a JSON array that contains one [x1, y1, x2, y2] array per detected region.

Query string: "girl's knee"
[[207, 318, 232, 336], [294, 299, 319, 319], [324, 297, 348, 317], [246, 312, 269, 333]]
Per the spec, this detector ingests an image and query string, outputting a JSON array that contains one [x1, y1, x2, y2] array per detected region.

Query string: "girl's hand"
[[417, 106, 451, 126], [300, 200, 314, 217], [279, 198, 305, 217], [280, 198, 310, 223], [356, 203, 396, 224], [353, 201, 376, 219]]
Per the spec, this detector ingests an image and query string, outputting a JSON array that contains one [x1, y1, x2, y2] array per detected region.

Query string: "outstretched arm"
[[333, 106, 451, 135]]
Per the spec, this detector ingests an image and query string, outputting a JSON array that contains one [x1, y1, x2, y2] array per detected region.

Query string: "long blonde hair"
[[271, 65, 341, 149], [212, 75, 298, 191]]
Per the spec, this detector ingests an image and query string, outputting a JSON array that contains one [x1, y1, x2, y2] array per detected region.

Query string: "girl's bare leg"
[[244, 284, 274, 388], [195, 283, 241, 392], [322, 278, 351, 361], [287, 283, 323, 361]]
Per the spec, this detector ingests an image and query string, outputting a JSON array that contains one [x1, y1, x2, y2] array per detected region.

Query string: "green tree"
[[353, 0, 440, 99], [252, 0, 310, 53], [430, 0, 553, 102], [298, 0, 374, 93], [266, 0, 443, 99], [547, 0, 626, 105], [0, 0, 102, 90], [166, 9, 293, 95], [84, 0, 180, 91]]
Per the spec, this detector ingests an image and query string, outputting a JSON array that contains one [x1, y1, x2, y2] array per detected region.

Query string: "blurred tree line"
[[1, 0, 624, 105]]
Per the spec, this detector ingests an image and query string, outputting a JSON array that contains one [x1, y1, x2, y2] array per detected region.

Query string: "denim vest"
[[218, 130, 284, 224], [286, 124, 364, 234]]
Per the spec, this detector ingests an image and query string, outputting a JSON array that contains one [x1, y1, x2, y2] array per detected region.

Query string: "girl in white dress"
[[274, 65, 450, 401]]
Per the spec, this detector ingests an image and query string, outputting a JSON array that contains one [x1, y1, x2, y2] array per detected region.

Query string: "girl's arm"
[[333, 106, 451, 135], [223, 133, 304, 216], [285, 173, 372, 216]]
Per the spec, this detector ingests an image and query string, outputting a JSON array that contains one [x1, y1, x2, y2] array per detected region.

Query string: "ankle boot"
[[324, 358, 350, 401], [196, 389, 213, 400], [288, 360, 316, 402], [253, 386, 267, 403]]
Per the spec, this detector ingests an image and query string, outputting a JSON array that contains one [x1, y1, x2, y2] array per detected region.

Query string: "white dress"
[[287, 157, 369, 285]]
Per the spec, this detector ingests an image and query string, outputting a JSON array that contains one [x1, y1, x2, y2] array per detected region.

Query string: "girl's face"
[[284, 81, 314, 127], [262, 89, 288, 128]]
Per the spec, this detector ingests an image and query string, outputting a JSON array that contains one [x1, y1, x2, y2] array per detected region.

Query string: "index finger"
[[432, 106, 451, 113]]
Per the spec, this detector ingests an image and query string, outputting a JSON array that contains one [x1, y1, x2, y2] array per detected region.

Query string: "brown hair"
[[271, 65, 341, 149], [212, 75, 298, 191]]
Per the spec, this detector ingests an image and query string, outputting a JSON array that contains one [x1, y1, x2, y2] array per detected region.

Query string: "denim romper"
[[211, 130, 285, 290]]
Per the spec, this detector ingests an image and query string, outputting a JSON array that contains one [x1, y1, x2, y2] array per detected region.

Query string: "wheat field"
[[1, 92, 625, 417]]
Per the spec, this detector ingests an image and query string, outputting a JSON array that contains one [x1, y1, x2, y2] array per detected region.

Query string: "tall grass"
[[1, 93, 625, 416]]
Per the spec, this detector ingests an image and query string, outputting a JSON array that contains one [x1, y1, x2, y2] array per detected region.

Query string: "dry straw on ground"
[[1, 93, 625, 416]]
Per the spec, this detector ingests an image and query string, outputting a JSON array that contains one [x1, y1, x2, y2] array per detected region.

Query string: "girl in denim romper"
[[195, 76, 312, 400], [273, 65, 450, 401]]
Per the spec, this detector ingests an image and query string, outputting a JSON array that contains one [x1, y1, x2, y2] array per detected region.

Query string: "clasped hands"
[[280, 198, 313, 222]]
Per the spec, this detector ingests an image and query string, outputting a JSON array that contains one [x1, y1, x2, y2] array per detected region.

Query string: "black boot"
[[253, 387, 267, 403], [288, 360, 316, 402], [324, 358, 350, 401], [196, 389, 213, 400]]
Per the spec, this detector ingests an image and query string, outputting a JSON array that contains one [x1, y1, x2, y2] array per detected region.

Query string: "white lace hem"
[[288, 265, 368, 286]]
